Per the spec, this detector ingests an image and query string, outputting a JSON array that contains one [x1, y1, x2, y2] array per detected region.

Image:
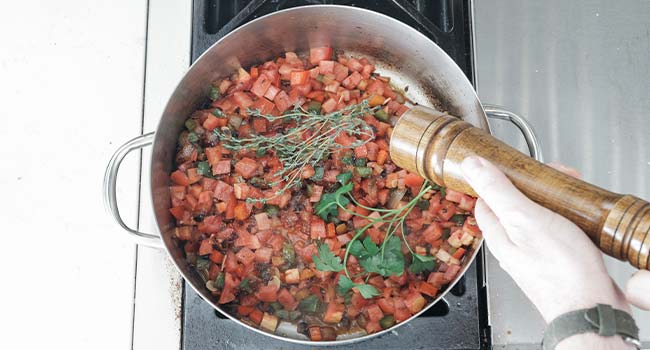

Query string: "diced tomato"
[[252, 97, 275, 115], [169, 206, 185, 220], [278, 288, 298, 310], [310, 218, 326, 239], [404, 291, 426, 314], [393, 303, 412, 322], [234, 157, 259, 179], [366, 304, 384, 322], [346, 58, 364, 72], [308, 326, 323, 341], [232, 91, 254, 110], [354, 144, 368, 158], [212, 160, 231, 175], [427, 272, 446, 287], [197, 191, 214, 211], [318, 60, 335, 74], [198, 215, 223, 233], [416, 281, 439, 297], [361, 321, 380, 334], [361, 64, 375, 79], [213, 180, 234, 201], [377, 298, 395, 315], [251, 75, 272, 97], [323, 302, 345, 324], [263, 84, 280, 100], [321, 98, 337, 113], [267, 234, 285, 253], [205, 146, 222, 166], [237, 305, 255, 316], [290, 70, 310, 86], [444, 264, 461, 282], [273, 90, 292, 112], [422, 222, 442, 244], [255, 284, 279, 302], [377, 189, 390, 205], [463, 217, 481, 236], [437, 200, 457, 221], [236, 247, 256, 266], [203, 114, 224, 131], [445, 189, 464, 203], [170, 170, 190, 186], [198, 239, 214, 256], [326, 222, 336, 238], [368, 94, 385, 107], [452, 247, 466, 260], [209, 250, 224, 264], [309, 185, 323, 202], [404, 173, 424, 188], [284, 268, 300, 284], [309, 47, 332, 64], [253, 213, 271, 231], [249, 309, 263, 324], [234, 230, 261, 250]]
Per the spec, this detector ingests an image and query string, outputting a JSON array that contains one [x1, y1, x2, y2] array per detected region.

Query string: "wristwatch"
[[543, 304, 641, 350]]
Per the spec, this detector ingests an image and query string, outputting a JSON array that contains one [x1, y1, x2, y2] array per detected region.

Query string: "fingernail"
[[461, 156, 483, 179]]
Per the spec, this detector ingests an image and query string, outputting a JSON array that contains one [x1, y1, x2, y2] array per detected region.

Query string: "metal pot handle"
[[483, 104, 544, 162], [103, 132, 162, 248]]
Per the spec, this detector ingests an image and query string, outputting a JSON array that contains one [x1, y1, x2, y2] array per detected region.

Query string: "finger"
[[474, 198, 516, 260], [547, 162, 581, 179], [461, 156, 547, 226], [626, 270, 650, 310]]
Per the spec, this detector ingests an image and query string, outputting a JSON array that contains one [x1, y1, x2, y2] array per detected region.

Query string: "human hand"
[[459, 156, 630, 324], [627, 270, 650, 310]]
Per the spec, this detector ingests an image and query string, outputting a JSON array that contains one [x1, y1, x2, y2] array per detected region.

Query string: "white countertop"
[[2, 1, 648, 349]]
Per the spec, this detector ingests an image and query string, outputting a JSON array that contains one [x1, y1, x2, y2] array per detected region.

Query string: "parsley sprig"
[[311, 173, 436, 298]]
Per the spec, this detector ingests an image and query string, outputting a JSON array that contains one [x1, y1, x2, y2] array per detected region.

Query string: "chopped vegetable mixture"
[[169, 47, 482, 340]]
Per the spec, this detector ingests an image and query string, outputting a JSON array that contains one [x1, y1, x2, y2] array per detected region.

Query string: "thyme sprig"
[[214, 101, 377, 200]]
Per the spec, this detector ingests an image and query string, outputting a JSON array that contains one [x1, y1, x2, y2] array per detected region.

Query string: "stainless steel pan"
[[103, 5, 542, 346]]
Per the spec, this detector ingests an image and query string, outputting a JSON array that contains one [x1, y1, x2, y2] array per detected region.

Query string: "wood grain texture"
[[391, 106, 650, 269]]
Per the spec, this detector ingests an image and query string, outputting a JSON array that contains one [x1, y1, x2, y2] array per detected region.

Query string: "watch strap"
[[543, 304, 640, 350]]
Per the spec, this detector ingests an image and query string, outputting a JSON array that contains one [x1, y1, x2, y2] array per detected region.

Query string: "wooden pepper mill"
[[390, 106, 650, 270]]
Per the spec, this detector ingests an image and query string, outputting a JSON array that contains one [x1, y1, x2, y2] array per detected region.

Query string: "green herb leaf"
[[416, 199, 430, 210], [196, 161, 213, 178], [313, 243, 344, 272], [337, 275, 380, 299], [209, 86, 220, 101], [431, 183, 447, 198], [315, 182, 353, 221], [358, 236, 404, 277], [212, 108, 225, 117], [185, 119, 197, 131], [450, 214, 467, 226], [187, 132, 199, 143], [336, 171, 352, 185], [349, 236, 379, 259], [312, 166, 324, 181], [408, 254, 436, 273], [354, 157, 367, 167]]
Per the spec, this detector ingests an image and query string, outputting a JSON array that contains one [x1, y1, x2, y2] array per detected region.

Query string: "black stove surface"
[[184, 1, 489, 349]]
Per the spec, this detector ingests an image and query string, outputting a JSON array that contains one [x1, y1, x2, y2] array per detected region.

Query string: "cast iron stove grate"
[[183, 1, 489, 349]]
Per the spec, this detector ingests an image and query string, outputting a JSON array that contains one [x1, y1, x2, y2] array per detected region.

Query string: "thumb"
[[626, 270, 650, 310]]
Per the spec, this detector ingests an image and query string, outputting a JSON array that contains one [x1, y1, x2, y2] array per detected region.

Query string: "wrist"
[[556, 333, 636, 350], [543, 304, 640, 350]]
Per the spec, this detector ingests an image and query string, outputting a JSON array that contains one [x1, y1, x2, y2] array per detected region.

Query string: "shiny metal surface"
[[485, 105, 544, 162], [103, 132, 162, 248], [144, 4, 495, 346], [474, 0, 650, 348]]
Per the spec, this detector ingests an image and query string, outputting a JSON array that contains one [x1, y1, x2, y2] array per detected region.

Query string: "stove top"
[[183, 1, 489, 349]]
